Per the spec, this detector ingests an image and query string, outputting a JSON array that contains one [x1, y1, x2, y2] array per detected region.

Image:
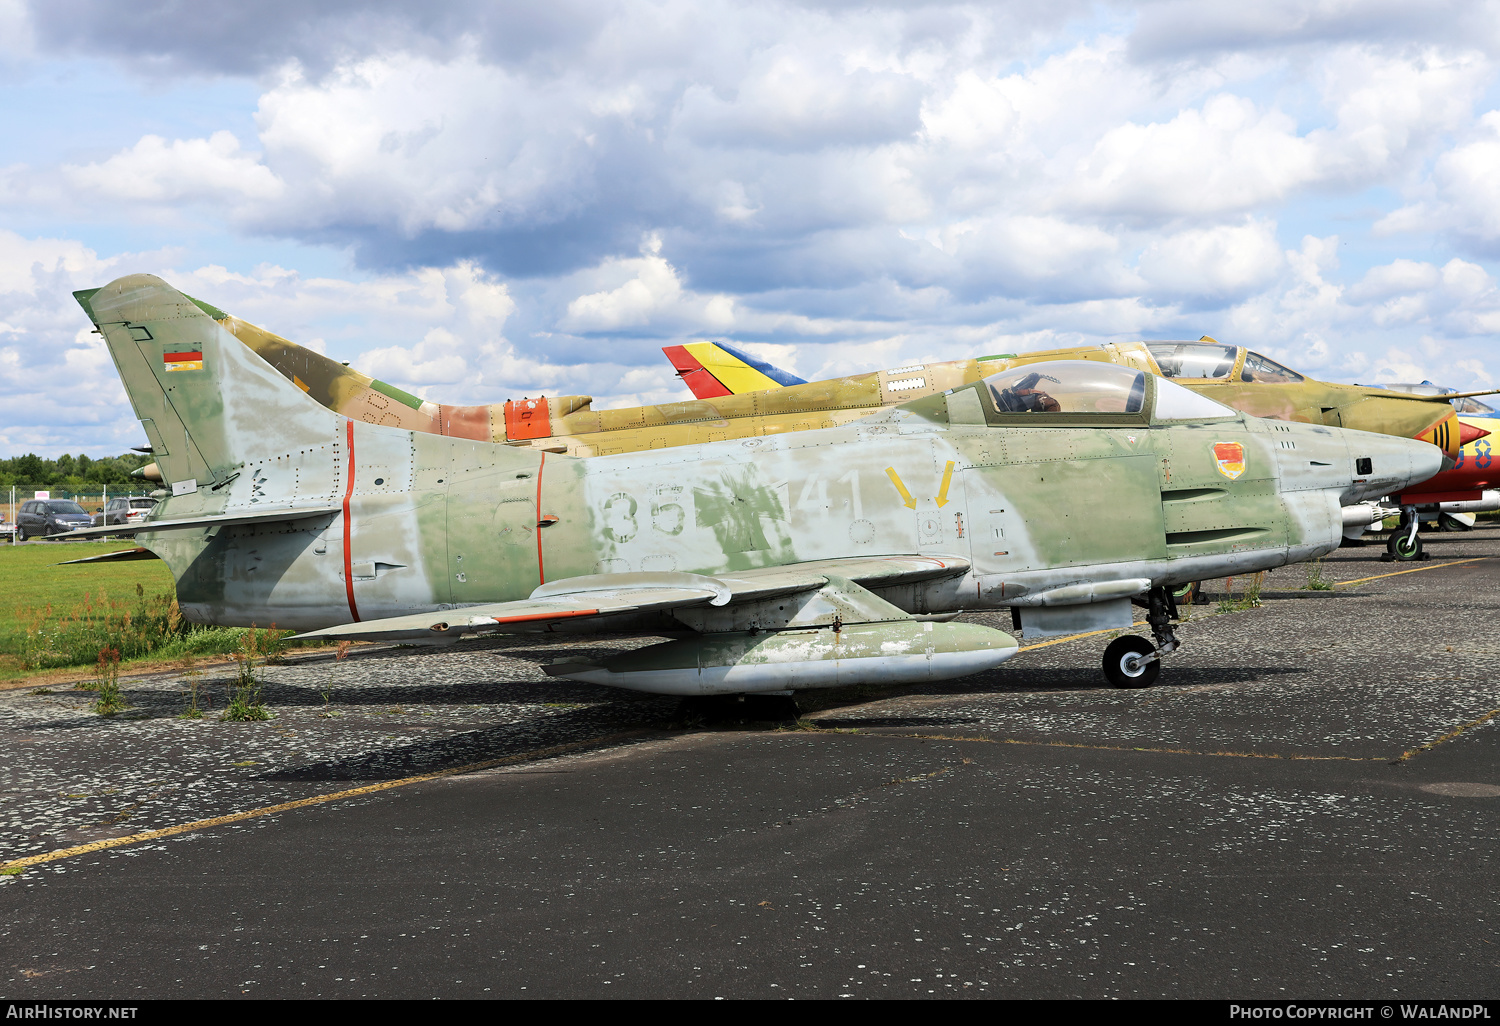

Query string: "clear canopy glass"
[[982, 361, 1146, 416], [1147, 343, 1237, 379], [1238, 350, 1304, 383], [1153, 376, 1238, 420], [1454, 396, 1496, 415]]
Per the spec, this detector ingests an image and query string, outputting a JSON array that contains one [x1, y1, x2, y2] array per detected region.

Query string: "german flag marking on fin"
[[162, 350, 204, 372]]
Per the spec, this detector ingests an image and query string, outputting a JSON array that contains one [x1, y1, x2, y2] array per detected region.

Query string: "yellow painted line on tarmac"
[[1018, 622, 1148, 653], [875, 733, 1388, 762], [0, 731, 643, 874], [1392, 708, 1500, 764], [1334, 557, 1488, 589]]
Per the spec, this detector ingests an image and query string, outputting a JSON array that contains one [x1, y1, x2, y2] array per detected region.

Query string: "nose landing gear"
[[1103, 586, 1181, 689], [1383, 504, 1427, 562]]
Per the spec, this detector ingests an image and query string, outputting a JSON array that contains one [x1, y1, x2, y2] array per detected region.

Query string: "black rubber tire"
[[743, 694, 800, 721], [1386, 529, 1423, 561], [679, 694, 800, 722], [1103, 635, 1160, 689], [13, 526, 24, 542]]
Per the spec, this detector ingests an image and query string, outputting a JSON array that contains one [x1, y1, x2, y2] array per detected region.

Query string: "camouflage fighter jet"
[[1336, 382, 1498, 559], [71, 275, 1440, 692], [146, 308, 1479, 476], [669, 338, 1484, 463], [125, 302, 1478, 570]]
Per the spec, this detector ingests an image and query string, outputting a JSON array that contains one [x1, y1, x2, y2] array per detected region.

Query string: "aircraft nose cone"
[[1344, 432, 1444, 504]]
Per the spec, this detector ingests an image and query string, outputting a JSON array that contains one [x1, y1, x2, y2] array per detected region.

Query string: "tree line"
[[0, 452, 155, 494]]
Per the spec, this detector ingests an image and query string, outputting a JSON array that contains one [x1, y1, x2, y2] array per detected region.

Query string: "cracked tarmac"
[[1, 527, 1498, 998]]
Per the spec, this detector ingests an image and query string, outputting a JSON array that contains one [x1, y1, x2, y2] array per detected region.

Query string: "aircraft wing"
[[290, 555, 970, 643], [1400, 388, 1500, 402]]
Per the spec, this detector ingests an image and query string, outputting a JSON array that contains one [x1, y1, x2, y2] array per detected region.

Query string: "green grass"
[[0, 541, 173, 639], [0, 541, 316, 682]]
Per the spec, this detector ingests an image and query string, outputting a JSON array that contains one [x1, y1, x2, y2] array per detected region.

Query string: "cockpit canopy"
[[1370, 382, 1497, 416], [1147, 342, 1304, 384], [976, 359, 1238, 423], [983, 361, 1146, 416], [1454, 396, 1497, 415]]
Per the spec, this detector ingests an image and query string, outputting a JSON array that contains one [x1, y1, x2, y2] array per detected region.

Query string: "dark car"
[[16, 500, 94, 540], [92, 496, 160, 528]]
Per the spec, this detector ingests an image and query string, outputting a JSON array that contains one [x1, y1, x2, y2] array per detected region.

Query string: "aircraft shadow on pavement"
[[256, 705, 676, 783]]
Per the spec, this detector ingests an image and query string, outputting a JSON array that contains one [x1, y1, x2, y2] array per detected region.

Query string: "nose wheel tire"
[[1386, 529, 1423, 561], [1103, 635, 1160, 689]]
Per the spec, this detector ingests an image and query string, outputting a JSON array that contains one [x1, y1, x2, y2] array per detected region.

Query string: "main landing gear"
[[1383, 504, 1427, 562], [1103, 586, 1182, 689], [679, 692, 800, 722]]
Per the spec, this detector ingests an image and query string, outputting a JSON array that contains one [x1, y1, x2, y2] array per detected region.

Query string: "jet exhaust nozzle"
[[543, 620, 1018, 695]]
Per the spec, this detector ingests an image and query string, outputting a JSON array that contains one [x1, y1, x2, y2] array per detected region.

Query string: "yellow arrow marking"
[[885, 467, 916, 509], [934, 460, 956, 508]]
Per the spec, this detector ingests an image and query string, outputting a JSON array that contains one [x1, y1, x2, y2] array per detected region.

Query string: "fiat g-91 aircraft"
[[73, 276, 1441, 693]]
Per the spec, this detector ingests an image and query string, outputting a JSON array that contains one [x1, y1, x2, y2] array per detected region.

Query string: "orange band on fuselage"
[[342, 419, 360, 622]]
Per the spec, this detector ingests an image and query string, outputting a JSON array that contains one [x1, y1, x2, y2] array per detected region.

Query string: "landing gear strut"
[[1384, 504, 1425, 562], [1103, 586, 1181, 689]]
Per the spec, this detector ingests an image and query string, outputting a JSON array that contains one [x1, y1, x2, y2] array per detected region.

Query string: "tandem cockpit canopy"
[[1147, 342, 1305, 384], [976, 359, 1238, 423]]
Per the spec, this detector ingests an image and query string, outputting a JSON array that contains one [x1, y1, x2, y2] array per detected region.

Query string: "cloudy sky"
[[2, 0, 1499, 455]]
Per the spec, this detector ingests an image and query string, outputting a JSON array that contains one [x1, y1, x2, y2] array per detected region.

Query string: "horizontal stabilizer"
[[52, 547, 161, 566], [66, 506, 341, 539]]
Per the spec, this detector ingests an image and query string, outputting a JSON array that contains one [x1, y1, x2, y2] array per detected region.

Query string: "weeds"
[[1304, 560, 1335, 591], [13, 587, 307, 674], [222, 627, 272, 722], [260, 624, 289, 665], [1216, 572, 1266, 613], [90, 647, 128, 715], [177, 655, 204, 720], [1244, 571, 1264, 607], [318, 683, 338, 718], [335, 640, 352, 662]]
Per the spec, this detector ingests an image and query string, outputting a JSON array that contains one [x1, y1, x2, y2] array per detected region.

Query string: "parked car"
[[16, 499, 94, 540], [92, 496, 160, 528]]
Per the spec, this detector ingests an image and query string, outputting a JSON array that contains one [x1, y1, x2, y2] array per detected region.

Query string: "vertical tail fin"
[[662, 341, 806, 399], [76, 274, 343, 501]]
